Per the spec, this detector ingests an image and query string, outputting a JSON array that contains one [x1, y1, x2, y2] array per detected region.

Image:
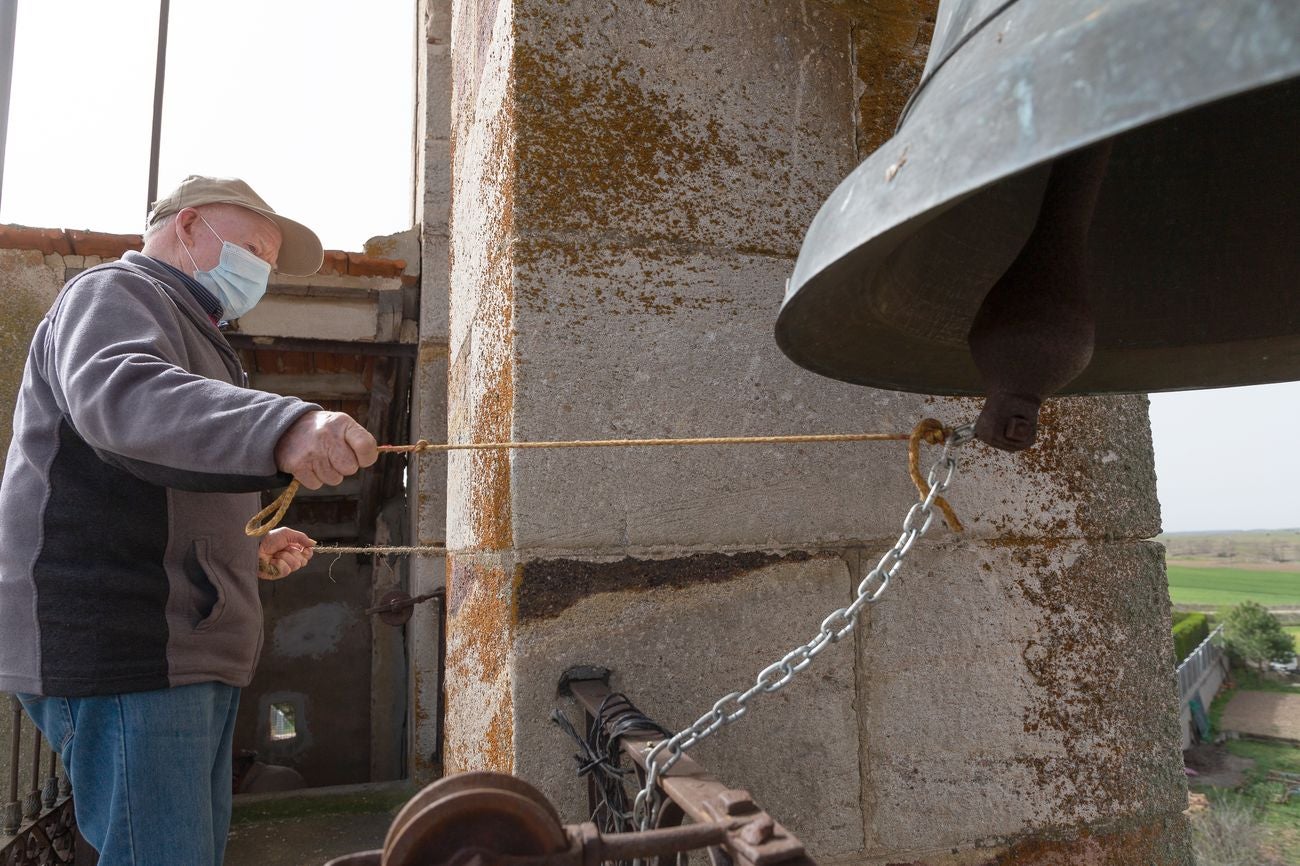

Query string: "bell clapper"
[[968, 141, 1113, 452]]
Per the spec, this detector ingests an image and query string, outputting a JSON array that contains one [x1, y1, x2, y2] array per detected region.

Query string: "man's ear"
[[173, 207, 199, 247]]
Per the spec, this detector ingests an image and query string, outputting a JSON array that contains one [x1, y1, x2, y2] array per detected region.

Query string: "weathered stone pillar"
[[443, 1, 1191, 861], [410, 0, 455, 784]]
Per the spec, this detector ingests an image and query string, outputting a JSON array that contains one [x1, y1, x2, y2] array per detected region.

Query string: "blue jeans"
[[18, 683, 240, 866]]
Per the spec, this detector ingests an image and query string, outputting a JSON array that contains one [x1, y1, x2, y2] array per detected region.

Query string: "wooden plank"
[[249, 372, 369, 398], [225, 334, 417, 359]]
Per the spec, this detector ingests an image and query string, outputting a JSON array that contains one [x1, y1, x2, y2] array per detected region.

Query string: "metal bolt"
[[1003, 415, 1033, 444], [716, 789, 756, 816], [739, 816, 775, 845]]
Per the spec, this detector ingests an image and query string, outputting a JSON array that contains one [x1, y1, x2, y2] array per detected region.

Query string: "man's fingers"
[[257, 525, 319, 580], [261, 551, 307, 579], [259, 528, 315, 557], [345, 424, 379, 468], [296, 467, 323, 490], [258, 556, 286, 581], [281, 529, 316, 549], [327, 434, 360, 478], [311, 456, 344, 488]]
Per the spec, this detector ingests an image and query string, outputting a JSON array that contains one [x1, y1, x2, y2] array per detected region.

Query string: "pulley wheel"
[[382, 772, 568, 866]]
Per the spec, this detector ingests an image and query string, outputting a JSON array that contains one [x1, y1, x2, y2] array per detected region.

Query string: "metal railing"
[[1176, 625, 1225, 703], [1, 694, 76, 863]]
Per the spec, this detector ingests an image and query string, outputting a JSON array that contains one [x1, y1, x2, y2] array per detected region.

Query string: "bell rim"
[[777, 0, 1300, 395]]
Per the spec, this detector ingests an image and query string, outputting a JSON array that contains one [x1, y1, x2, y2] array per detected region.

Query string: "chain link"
[[632, 423, 974, 830]]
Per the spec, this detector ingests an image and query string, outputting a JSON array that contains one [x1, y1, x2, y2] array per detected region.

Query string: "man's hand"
[[258, 528, 316, 581], [274, 410, 379, 489]]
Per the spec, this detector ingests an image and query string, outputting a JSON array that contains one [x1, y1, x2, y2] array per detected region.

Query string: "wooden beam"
[[249, 372, 369, 399], [226, 334, 417, 358]]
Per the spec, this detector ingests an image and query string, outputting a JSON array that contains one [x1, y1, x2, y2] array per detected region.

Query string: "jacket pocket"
[[183, 538, 228, 631]]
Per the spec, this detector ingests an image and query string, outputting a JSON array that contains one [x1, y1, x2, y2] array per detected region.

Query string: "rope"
[[391, 432, 909, 452], [310, 544, 446, 556], [245, 420, 964, 540], [909, 419, 963, 533]]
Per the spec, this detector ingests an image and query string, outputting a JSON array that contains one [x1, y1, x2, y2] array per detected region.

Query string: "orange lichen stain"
[[444, 556, 516, 773], [845, 0, 939, 158], [469, 350, 514, 550], [418, 342, 450, 363], [456, 77, 517, 551], [870, 815, 1188, 865], [984, 815, 1190, 864], [510, 9, 785, 247]]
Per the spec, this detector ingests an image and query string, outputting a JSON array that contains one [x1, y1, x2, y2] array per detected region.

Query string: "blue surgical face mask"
[[178, 214, 272, 320]]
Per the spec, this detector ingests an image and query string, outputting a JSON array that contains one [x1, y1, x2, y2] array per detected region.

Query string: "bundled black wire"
[[552, 693, 674, 837]]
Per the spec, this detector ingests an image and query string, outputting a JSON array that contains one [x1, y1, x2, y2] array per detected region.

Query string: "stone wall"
[[439, 0, 1190, 863]]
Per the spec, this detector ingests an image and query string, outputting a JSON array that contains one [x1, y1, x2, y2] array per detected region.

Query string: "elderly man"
[[0, 176, 378, 865]]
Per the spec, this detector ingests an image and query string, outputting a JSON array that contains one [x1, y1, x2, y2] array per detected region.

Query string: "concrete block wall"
[[438, 0, 1192, 861]]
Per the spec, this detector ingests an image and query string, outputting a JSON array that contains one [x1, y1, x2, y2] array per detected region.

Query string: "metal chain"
[[632, 423, 976, 830]]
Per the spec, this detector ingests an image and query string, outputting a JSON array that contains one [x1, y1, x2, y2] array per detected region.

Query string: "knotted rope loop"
[[246, 479, 300, 538], [908, 418, 963, 532]]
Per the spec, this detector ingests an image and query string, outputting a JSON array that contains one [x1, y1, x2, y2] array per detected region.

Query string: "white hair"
[[142, 216, 171, 244]]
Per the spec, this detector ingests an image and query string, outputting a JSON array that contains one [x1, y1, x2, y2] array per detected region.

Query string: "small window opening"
[[269, 702, 297, 742]]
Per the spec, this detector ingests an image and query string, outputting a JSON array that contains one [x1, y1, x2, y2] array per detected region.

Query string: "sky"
[[1149, 383, 1300, 533], [2, 2, 1296, 535], [1, 0, 415, 250]]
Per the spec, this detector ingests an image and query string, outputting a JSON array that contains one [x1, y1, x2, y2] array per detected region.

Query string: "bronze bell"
[[775, 0, 1300, 451]]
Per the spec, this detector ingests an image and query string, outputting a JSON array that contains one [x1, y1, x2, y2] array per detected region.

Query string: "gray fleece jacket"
[[0, 251, 318, 697]]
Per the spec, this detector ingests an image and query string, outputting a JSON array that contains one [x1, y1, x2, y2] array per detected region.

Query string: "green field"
[[1166, 564, 1300, 609]]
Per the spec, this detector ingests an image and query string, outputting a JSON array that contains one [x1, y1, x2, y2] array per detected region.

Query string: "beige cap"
[[147, 175, 324, 276]]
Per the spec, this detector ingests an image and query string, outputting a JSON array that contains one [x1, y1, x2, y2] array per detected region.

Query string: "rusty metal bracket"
[[365, 588, 444, 627], [323, 677, 814, 866]]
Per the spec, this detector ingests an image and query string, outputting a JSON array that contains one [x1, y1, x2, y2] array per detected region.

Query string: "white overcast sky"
[[3, 2, 1297, 534], [1, 0, 415, 249]]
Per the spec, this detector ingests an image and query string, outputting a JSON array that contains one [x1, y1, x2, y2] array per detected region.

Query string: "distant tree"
[[1220, 602, 1294, 671]]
